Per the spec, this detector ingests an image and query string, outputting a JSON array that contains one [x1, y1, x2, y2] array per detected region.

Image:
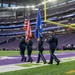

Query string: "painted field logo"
[[65, 70, 75, 74]]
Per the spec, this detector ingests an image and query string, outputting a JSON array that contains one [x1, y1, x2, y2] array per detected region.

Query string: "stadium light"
[[11, 7, 18, 9], [35, 0, 57, 7], [26, 5, 30, 8], [25, 5, 35, 9], [41, 2, 45, 4], [47, 0, 57, 2], [32, 8, 38, 10], [31, 5, 35, 8], [47, 0, 52, 2]]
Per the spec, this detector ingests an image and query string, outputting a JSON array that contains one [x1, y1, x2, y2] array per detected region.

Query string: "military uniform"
[[47, 34, 60, 65], [19, 37, 27, 62], [36, 37, 46, 64], [27, 39, 33, 63]]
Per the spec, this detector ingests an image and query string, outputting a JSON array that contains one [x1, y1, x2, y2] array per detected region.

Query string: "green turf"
[[0, 50, 75, 56], [0, 61, 75, 75], [0, 50, 49, 56], [17, 63, 41, 67], [0, 51, 19, 56]]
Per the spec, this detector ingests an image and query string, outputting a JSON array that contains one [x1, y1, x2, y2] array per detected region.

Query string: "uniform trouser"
[[37, 50, 46, 63], [49, 49, 59, 64], [20, 49, 25, 60], [27, 49, 33, 62]]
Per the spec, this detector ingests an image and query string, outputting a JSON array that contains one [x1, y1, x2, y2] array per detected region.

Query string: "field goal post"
[[43, 0, 75, 30]]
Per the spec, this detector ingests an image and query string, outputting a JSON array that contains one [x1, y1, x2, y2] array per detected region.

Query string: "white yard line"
[[0, 65, 25, 73]]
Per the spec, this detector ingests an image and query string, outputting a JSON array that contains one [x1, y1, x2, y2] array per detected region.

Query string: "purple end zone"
[[0, 52, 75, 65]]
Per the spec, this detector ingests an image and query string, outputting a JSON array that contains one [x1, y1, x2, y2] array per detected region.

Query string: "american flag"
[[23, 19, 32, 42]]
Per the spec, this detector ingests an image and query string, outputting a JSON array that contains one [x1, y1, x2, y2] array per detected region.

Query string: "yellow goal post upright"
[[43, 0, 75, 30]]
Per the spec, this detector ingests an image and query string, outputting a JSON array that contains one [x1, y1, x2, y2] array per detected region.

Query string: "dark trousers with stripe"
[[37, 50, 46, 63], [20, 49, 26, 61], [27, 47, 33, 62], [49, 49, 59, 64]]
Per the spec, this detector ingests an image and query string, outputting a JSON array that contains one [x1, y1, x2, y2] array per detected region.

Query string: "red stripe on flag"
[[23, 19, 32, 42]]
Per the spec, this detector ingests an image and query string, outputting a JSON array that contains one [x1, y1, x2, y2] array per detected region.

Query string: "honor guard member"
[[19, 35, 27, 62], [36, 36, 46, 64], [27, 37, 33, 63], [47, 31, 60, 65]]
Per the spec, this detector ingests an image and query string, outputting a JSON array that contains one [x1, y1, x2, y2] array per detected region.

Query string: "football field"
[[0, 50, 75, 75]]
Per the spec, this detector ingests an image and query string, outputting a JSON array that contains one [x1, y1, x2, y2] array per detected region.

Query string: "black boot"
[[57, 61, 60, 65]]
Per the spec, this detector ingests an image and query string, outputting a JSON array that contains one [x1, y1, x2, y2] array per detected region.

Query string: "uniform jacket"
[[19, 38, 27, 50], [27, 39, 33, 51], [47, 35, 58, 50], [38, 39, 44, 51]]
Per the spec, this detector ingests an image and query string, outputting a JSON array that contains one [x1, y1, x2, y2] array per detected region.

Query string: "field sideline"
[[0, 50, 75, 56]]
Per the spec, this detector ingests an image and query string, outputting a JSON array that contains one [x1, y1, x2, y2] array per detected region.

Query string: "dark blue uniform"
[[36, 37, 46, 64], [47, 34, 60, 65], [19, 37, 27, 62], [27, 39, 33, 63]]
